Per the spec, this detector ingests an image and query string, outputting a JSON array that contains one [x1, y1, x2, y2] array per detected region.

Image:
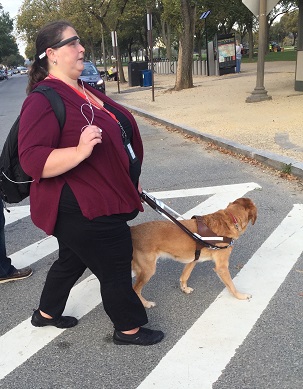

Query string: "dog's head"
[[229, 198, 257, 226]]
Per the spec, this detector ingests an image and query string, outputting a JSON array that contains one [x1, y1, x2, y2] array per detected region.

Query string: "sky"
[[1, 0, 26, 56]]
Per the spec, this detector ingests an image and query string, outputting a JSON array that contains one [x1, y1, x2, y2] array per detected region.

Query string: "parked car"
[[0, 70, 8, 80], [20, 67, 28, 75], [79, 61, 105, 94]]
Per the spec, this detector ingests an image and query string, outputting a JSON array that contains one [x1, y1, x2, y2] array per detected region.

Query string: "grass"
[[282, 163, 292, 174], [242, 49, 297, 63]]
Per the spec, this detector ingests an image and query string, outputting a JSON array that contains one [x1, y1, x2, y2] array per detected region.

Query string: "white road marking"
[[4, 206, 58, 269], [10, 236, 58, 269], [0, 275, 100, 380], [150, 182, 261, 216], [4, 205, 30, 225], [137, 204, 303, 389]]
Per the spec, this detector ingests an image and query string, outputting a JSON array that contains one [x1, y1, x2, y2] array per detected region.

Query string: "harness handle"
[[140, 191, 232, 251]]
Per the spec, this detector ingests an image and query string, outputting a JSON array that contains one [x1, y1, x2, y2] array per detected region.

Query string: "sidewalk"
[[105, 61, 303, 179]]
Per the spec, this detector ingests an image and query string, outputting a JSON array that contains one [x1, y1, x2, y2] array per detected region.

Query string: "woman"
[[18, 20, 164, 346]]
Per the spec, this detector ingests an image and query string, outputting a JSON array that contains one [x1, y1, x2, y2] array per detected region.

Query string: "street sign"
[[242, 0, 279, 16], [200, 10, 211, 19]]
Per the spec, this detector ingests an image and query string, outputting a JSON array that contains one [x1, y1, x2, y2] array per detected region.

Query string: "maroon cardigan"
[[18, 78, 144, 235]]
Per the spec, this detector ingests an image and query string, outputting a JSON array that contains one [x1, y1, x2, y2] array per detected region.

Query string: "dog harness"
[[192, 215, 235, 261], [141, 191, 235, 262]]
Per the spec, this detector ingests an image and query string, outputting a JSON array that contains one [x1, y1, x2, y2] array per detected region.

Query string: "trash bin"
[[140, 70, 152, 87], [128, 61, 148, 87]]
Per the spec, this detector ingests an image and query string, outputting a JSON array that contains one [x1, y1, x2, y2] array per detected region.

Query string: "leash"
[[140, 191, 233, 255]]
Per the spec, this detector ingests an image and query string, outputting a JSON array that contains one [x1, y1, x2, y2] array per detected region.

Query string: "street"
[[0, 75, 302, 389]]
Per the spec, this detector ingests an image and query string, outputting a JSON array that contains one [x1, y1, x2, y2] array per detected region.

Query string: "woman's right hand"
[[41, 125, 102, 178], [76, 125, 102, 159]]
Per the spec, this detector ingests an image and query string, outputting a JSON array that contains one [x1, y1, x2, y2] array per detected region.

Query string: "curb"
[[122, 103, 303, 180]]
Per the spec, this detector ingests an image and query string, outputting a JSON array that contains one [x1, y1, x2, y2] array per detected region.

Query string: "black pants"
[[38, 210, 148, 331]]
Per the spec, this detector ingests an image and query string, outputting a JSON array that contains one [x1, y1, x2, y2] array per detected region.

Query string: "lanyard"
[[47, 74, 135, 161], [47, 74, 125, 134]]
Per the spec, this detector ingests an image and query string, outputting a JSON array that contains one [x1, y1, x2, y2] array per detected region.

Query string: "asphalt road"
[[0, 75, 302, 389]]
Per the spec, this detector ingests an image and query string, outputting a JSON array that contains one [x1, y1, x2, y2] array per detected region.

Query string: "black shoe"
[[31, 309, 78, 329], [113, 327, 164, 345], [0, 267, 33, 284]]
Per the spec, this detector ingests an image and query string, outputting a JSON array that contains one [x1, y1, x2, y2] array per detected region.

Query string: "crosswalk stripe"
[[150, 182, 261, 199], [151, 182, 261, 217], [137, 204, 303, 389], [0, 274, 100, 380], [4, 205, 30, 225], [4, 206, 58, 269], [10, 236, 58, 269]]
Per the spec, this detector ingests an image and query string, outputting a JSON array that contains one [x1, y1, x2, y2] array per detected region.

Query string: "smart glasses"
[[38, 35, 80, 60], [51, 35, 80, 48]]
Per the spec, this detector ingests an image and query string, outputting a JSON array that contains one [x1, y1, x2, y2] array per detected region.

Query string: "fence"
[[149, 59, 219, 76]]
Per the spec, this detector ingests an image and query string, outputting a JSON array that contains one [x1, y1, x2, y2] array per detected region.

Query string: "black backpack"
[[0, 85, 66, 204]]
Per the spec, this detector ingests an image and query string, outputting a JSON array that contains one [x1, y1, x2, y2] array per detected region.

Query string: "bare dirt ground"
[[106, 61, 303, 163]]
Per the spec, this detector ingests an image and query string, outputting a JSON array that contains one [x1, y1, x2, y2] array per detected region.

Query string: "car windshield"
[[81, 64, 98, 76]]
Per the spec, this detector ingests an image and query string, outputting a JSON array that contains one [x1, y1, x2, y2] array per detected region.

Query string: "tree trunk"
[[117, 46, 126, 83], [174, 0, 196, 91], [161, 20, 172, 61], [248, 26, 254, 60]]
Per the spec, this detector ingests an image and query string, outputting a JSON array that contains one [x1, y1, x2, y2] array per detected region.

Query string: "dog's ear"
[[232, 198, 257, 225]]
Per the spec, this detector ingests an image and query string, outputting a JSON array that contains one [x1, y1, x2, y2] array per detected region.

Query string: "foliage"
[[16, 0, 65, 59], [0, 4, 19, 63], [2, 53, 25, 67], [280, 9, 299, 44]]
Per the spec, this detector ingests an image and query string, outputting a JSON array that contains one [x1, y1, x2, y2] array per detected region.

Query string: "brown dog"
[[131, 198, 257, 308]]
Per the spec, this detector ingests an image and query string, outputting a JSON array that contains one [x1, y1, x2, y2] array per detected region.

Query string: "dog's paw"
[[144, 300, 156, 308], [180, 285, 194, 294], [235, 292, 252, 300]]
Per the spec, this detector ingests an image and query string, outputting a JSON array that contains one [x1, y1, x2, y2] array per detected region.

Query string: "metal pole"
[[147, 11, 155, 102], [205, 18, 209, 76], [111, 31, 120, 94], [101, 24, 107, 72], [295, 0, 303, 91], [246, 0, 271, 102]]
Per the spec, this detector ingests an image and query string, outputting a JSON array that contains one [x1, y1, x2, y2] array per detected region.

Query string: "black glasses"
[[38, 35, 81, 60], [51, 35, 80, 48]]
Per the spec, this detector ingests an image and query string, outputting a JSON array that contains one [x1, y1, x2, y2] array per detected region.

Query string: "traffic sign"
[[242, 0, 279, 16], [200, 10, 211, 19]]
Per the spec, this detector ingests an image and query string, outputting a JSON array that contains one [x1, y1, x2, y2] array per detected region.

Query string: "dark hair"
[[27, 20, 74, 94]]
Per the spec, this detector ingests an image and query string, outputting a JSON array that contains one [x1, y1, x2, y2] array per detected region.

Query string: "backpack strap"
[[32, 85, 66, 131]]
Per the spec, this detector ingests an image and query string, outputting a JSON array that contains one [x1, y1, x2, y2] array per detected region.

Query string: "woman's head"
[[27, 20, 85, 94]]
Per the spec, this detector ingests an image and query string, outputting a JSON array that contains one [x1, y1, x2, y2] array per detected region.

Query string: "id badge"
[[124, 141, 138, 164]]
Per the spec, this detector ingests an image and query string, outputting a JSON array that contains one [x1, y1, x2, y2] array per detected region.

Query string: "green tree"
[[2, 53, 25, 67], [16, 0, 64, 59], [0, 4, 19, 63], [281, 9, 299, 44]]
